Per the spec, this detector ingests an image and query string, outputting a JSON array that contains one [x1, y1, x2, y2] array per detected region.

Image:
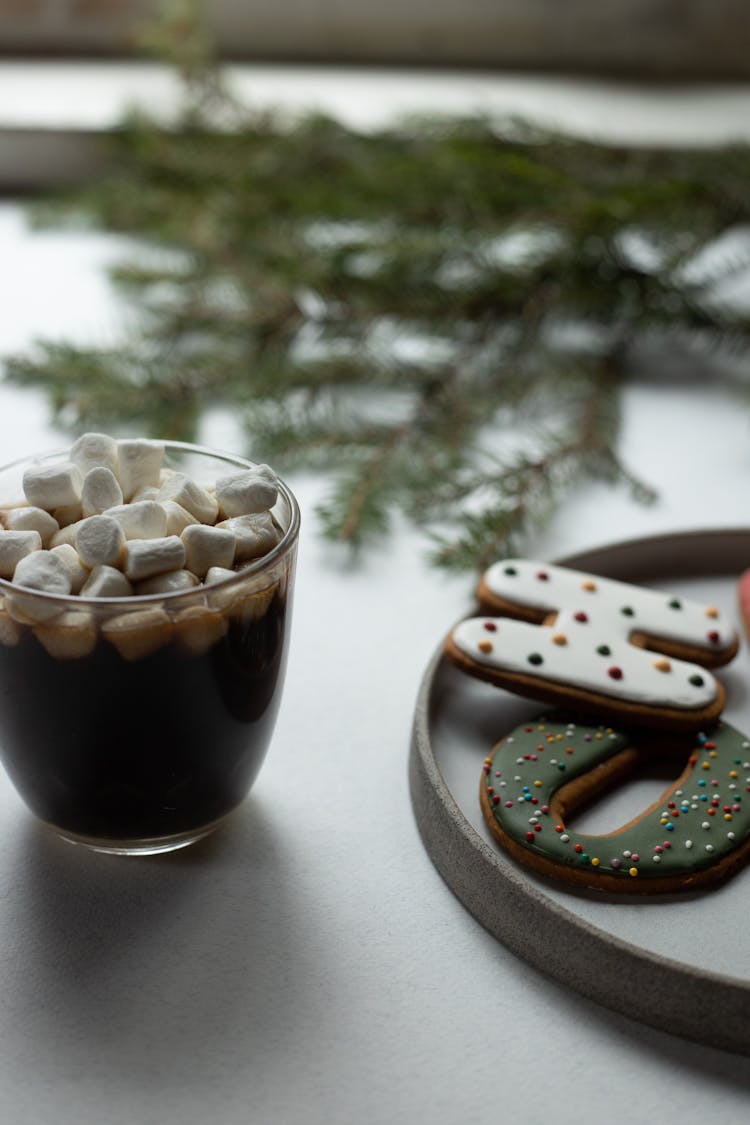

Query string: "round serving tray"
[[409, 529, 750, 1055]]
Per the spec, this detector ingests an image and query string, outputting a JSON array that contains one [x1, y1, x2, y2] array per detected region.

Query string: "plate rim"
[[409, 527, 750, 1056]]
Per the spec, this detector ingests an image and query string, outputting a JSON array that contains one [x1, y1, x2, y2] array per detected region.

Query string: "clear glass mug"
[[0, 441, 300, 854]]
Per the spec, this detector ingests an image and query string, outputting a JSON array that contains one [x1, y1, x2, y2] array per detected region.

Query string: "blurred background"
[[0, 0, 749, 74]]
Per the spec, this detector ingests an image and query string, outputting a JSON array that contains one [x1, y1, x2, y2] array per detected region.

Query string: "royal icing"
[[450, 559, 735, 710], [483, 559, 734, 652], [482, 715, 750, 885]]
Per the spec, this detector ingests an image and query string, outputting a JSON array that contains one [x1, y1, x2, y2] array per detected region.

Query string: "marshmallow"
[[50, 543, 90, 594], [135, 569, 200, 595], [215, 466, 278, 518], [123, 536, 186, 582], [3, 506, 59, 545], [80, 565, 133, 598], [224, 580, 277, 622], [53, 503, 83, 528], [81, 466, 124, 517], [70, 432, 119, 477], [157, 473, 218, 524], [161, 499, 198, 536], [204, 566, 237, 586], [105, 500, 167, 540], [9, 549, 73, 622], [0, 600, 23, 646], [75, 516, 126, 569], [102, 607, 172, 660], [172, 605, 227, 655], [117, 439, 164, 501], [49, 519, 85, 549], [0, 529, 42, 578], [34, 610, 97, 659], [23, 461, 82, 511], [131, 485, 160, 502], [218, 512, 282, 563], [181, 524, 235, 577]]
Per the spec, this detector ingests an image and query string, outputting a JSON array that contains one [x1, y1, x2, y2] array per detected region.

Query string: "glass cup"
[[0, 440, 300, 854]]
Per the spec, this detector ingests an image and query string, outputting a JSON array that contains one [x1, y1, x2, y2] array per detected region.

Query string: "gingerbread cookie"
[[480, 714, 750, 894], [445, 559, 738, 731]]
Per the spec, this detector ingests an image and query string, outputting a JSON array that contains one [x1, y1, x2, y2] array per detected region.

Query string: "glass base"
[[51, 814, 230, 855]]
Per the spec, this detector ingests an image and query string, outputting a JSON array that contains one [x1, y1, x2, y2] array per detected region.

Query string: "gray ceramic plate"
[[409, 529, 750, 1055]]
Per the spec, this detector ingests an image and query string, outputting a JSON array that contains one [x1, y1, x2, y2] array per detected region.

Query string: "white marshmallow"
[[204, 566, 236, 586], [50, 543, 90, 594], [4, 506, 59, 545], [215, 467, 278, 518], [117, 439, 164, 500], [123, 536, 186, 582], [70, 432, 119, 477], [75, 515, 126, 569], [0, 529, 42, 578], [217, 512, 282, 563], [0, 599, 23, 646], [81, 466, 124, 517], [80, 565, 133, 598], [105, 500, 167, 540], [34, 610, 97, 659], [158, 473, 218, 524], [181, 524, 235, 577], [131, 485, 160, 502], [52, 503, 83, 528], [9, 549, 72, 622], [161, 499, 198, 536], [49, 519, 85, 549], [221, 580, 276, 622], [23, 461, 82, 511], [102, 607, 172, 660], [135, 569, 200, 595], [172, 605, 227, 655]]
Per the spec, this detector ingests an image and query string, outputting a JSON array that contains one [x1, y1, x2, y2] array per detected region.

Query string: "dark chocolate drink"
[[0, 587, 291, 844], [0, 437, 300, 852]]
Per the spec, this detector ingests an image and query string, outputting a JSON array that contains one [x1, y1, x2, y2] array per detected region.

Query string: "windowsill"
[[2, 59, 750, 189]]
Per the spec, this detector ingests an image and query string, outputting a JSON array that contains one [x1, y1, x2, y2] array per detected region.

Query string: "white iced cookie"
[[445, 558, 739, 732]]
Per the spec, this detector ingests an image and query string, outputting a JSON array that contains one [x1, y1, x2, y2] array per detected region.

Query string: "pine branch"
[[4, 0, 750, 575]]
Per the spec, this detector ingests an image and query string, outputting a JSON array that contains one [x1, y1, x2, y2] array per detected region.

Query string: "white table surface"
[[1, 69, 750, 1124]]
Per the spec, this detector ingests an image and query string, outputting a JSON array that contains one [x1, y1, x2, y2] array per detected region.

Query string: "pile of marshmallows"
[[0, 434, 282, 627]]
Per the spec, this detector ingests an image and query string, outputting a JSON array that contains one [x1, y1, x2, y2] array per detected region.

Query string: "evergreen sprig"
[[6, 1, 750, 571]]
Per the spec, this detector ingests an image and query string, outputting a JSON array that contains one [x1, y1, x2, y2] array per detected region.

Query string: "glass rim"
[[0, 438, 301, 609]]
